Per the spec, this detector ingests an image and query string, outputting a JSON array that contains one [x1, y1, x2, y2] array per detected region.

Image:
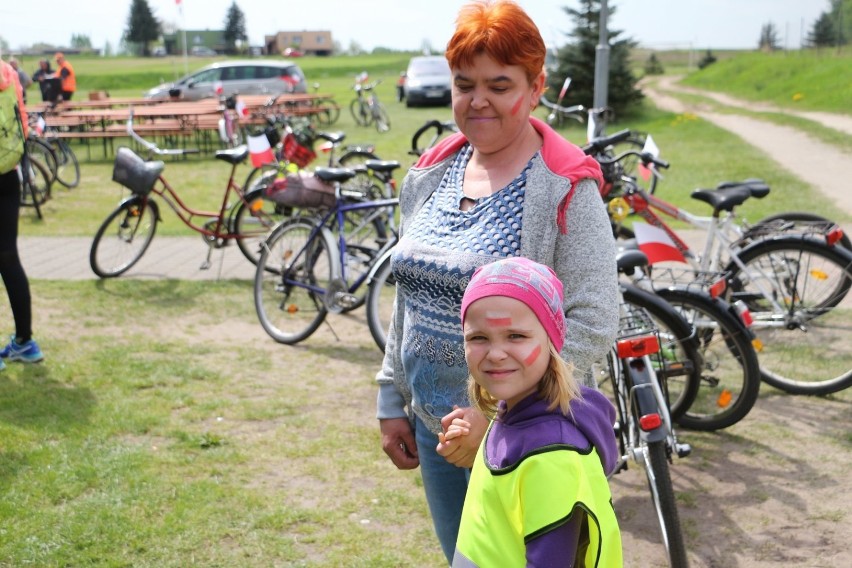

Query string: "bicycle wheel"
[[19, 156, 51, 207], [747, 211, 852, 250], [349, 99, 371, 127], [727, 238, 852, 395], [372, 103, 390, 133], [233, 182, 291, 266], [656, 288, 761, 431], [620, 285, 701, 421], [89, 196, 159, 278], [254, 219, 339, 344], [26, 138, 57, 184], [366, 256, 397, 352], [48, 138, 80, 189], [642, 440, 689, 567]]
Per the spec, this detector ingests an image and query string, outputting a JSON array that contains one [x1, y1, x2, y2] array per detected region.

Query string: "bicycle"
[[13, 106, 50, 217], [408, 118, 458, 158], [28, 113, 80, 189], [349, 75, 391, 133], [539, 77, 585, 128], [89, 114, 282, 278], [621, 250, 762, 431], [253, 167, 400, 345], [599, 147, 852, 396], [600, 281, 692, 567]]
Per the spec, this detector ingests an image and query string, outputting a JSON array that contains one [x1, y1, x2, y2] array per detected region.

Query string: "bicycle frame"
[[272, 195, 399, 303], [623, 184, 793, 322]]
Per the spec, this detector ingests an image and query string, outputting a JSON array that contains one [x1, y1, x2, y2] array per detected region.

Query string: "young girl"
[[444, 257, 622, 567]]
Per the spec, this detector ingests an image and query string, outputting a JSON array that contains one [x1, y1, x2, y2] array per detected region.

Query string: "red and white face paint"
[[463, 296, 551, 409]]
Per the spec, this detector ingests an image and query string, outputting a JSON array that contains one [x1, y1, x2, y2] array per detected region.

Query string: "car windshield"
[[411, 59, 449, 75]]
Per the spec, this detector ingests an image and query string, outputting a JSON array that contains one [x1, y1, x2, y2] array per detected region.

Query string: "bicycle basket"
[[264, 170, 335, 209], [112, 147, 163, 196], [282, 131, 316, 168]]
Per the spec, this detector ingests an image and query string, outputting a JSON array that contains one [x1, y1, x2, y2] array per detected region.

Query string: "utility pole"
[[592, 0, 610, 110]]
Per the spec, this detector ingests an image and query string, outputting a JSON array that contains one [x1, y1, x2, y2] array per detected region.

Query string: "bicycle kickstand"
[[200, 243, 214, 270]]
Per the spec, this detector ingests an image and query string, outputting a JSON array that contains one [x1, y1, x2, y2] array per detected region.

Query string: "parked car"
[[144, 60, 307, 101], [190, 46, 218, 57], [403, 55, 452, 107]]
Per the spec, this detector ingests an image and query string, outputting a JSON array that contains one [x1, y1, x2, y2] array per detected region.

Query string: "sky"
[[0, 0, 828, 55]]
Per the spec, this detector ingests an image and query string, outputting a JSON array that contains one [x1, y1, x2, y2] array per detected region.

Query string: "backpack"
[[0, 84, 24, 175]]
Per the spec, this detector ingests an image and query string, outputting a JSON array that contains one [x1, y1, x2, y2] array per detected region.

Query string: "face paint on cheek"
[[510, 95, 525, 116], [523, 344, 542, 366]]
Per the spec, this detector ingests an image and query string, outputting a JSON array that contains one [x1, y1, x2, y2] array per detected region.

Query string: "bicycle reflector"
[[639, 413, 662, 431], [732, 300, 754, 327], [617, 335, 660, 358], [708, 278, 727, 299], [825, 226, 844, 247]]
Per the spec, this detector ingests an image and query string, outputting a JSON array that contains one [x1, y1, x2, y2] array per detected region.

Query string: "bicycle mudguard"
[[366, 246, 395, 283], [119, 193, 160, 222], [627, 358, 668, 443], [728, 234, 852, 269]]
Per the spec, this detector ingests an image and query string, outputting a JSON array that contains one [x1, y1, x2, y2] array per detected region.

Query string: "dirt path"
[[642, 75, 852, 217]]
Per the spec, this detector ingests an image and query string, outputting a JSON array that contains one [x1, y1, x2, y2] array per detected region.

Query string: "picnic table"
[[36, 93, 335, 157]]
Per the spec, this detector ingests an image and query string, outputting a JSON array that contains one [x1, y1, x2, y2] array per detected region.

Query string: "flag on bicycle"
[[247, 132, 274, 167], [638, 135, 660, 181], [633, 222, 686, 264], [234, 97, 249, 118]]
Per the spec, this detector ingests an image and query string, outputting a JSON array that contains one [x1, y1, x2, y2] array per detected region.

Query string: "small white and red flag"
[[214, 81, 223, 95], [638, 135, 660, 181], [234, 97, 248, 118], [633, 222, 686, 264], [247, 133, 274, 167]]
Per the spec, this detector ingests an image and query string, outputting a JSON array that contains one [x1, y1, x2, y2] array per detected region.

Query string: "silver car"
[[144, 60, 307, 101], [403, 56, 452, 107]]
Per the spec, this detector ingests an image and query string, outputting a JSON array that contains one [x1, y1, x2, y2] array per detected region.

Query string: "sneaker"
[[1, 337, 44, 363]]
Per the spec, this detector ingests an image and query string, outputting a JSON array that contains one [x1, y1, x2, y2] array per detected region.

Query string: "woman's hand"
[[380, 417, 419, 470], [436, 406, 489, 468]]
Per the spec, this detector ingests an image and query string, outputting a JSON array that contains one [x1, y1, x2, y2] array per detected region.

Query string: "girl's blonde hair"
[[467, 341, 581, 419]]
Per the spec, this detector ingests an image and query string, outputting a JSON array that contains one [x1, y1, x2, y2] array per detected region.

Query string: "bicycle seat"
[[318, 131, 345, 144], [691, 186, 753, 212], [715, 178, 770, 198], [314, 167, 359, 183], [365, 160, 401, 173], [615, 249, 649, 274], [214, 146, 249, 165]]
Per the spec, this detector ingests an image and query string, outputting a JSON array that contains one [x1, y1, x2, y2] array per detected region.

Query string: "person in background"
[[32, 60, 58, 103], [0, 56, 45, 371], [7, 58, 32, 103], [375, 0, 619, 562], [447, 257, 622, 567], [54, 52, 75, 101]]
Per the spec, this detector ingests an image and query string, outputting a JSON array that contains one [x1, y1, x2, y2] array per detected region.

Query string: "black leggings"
[[0, 169, 32, 342]]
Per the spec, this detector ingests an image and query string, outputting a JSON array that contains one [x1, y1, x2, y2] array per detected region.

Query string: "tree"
[[697, 49, 717, 69], [549, 0, 643, 116], [757, 22, 780, 51], [223, 2, 248, 55], [70, 34, 92, 49], [807, 12, 837, 47], [125, 0, 161, 56], [643, 53, 664, 75]]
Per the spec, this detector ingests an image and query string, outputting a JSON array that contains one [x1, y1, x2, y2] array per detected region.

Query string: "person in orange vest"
[[54, 52, 76, 101]]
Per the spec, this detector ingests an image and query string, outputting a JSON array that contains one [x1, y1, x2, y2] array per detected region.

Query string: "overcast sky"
[[0, 0, 828, 56]]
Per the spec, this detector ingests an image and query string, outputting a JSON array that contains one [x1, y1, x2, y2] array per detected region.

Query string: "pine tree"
[[125, 0, 161, 57], [549, 0, 643, 116], [643, 53, 664, 75], [807, 12, 837, 47], [697, 49, 717, 70], [757, 22, 780, 51], [223, 2, 248, 55]]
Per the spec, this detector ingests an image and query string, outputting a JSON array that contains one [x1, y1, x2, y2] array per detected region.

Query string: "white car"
[[403, 56, 452, 107]]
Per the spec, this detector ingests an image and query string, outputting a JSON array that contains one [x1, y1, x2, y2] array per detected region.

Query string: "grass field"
[[3, 51, 852, 566]]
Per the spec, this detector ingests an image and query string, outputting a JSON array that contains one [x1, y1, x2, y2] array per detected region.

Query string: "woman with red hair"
[[375, 2, 619, 562]]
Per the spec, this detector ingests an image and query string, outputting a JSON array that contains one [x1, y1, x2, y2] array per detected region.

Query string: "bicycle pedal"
[[675, 443, 692, 458]]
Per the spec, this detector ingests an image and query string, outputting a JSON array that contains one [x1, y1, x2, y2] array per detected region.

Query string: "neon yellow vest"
[[454, 432, 623, 567]]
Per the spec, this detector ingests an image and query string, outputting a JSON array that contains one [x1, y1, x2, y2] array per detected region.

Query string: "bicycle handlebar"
[[126, 109, 200, 157], [598, 147, 670, 171], [409, 119, 458, 157], [581, 129, 633, 155]]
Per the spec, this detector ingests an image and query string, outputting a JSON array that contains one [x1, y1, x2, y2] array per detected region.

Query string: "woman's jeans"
[[414, 415, 470, 565]]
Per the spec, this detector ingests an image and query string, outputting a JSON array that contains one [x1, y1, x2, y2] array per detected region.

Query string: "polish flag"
[[633, 222, 686, 264], [214, 81, 224, 95], [247, 133, 274, 167], [36, 116, 46, 135], [234, 98, 249, 118], [638, 135, 660, 181]]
